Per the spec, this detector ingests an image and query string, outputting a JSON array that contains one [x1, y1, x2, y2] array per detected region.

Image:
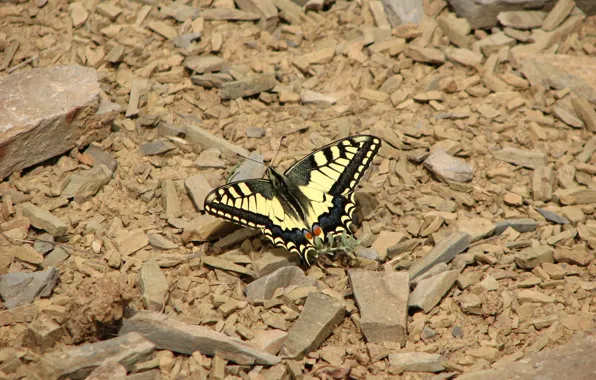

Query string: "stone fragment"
[[409, 232, 470, 280], [172, 32, 202, 49], [139, 259, 169, 312], [515, 246, 554, 269], [559, 188, 596, 205], [203, 256, 256, 277], [0, 303, 38, 326], [139, 140, 177, 156], [13, 245, 44, 265], [62, 165, 113, 203], [301, 48, 335, 64], [113, 229, 149, 256], [300, 90, 337, 106], [517, 289, 555, 303], [437, 14, 471, 48], [494, 219, 538, 235], [80, 145, 118, 172], [470, 333, 596, 379], [497, 11, 546, 29], [388, 352, 445, 373], [281, 293, 345, 359], [220, 73, 276, 100], [182, 214, 234, 243], [36, 332, 155, 380], [554, 105, 583, 128], [253, 248, 301, 277], [533, 165, 555, 201], [361, 89, 389, 103], [70, 2, 89, 28], [349, 270, 408, 346], [147, 234, 177, 250], [493, 147, 547, 169], [147, 20, 178, 39], [371, 231, 404, 261], [251, 330, 288, 356], [180, 123, 249, 158], [160, 2, 199, 21], [200, 8, 260, 20], [446, 48, 483, 67], [120, 311, 279, 365], [404, 46, 445, 64], [0, 267, 59, 308], [20, 203, 67, 237], [473, 32, 515, 55], [185, 55, 228, 74], [228, 152, 266, 182], [245, 266, 312, 302], [571, 95, 596, 132], [381, 0, 424, 25], [554, 247, 593, 266], [43, 247, 71, 268], [0, 66, 112, 181], [535, 207, 569, 224], [96, 2, 123, 20], [456, 218, 495, 242], [409, 270, 459, 313], [184, 174, 212, 212], [161, 180, 182, 219], [424, 149, 474, 183], [23, 316, 65, 353], [542, 0, 575, 31], [86, 362, 127, 380]]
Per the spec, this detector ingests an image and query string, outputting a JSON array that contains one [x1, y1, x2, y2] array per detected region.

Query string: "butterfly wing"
[[204, 179, 314, 258], [284, 135, 382, 197], [284, 135, 381, 239]]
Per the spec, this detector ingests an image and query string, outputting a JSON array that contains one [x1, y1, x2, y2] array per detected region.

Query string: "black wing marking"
[[284, 135, 382, 197], [204, 179, 314, 258]]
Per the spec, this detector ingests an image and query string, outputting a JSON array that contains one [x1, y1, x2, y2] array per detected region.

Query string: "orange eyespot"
[[313, 226, 322, 236], [304, 231, 313, 240]]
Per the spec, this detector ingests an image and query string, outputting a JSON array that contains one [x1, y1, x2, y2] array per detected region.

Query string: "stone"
[[43, 247, 71, 268], [535, 207, 569, 224], [0, 66, 112, 181], [554, 105, 583, 128], [300, 90, 338, 106], [461, 333, 596, 379], [139, 140, 177, 156], [70, 2, 89, 28], [113, 229, 149, 256], [388, 352, 445, 373], [147, 234, 178, 250], [0, 303, 38, 326], [245, 266, 313, 302], [0, 267, 59, 308], [559, 188, 596, 205], [35, 332, 155, 380], [281, 292, 345, 359], [62, 165, 114, 203], [533, 165, 555, 201], [542, 0, 576, 31], [251, 330, 287, 355], [228, 152, 266, 183], [96, 2, 123, 20], [404, 46, 445, 64], [497, 11, 546, 29], [86, 362, 127, 380], [371, 231, 404, 261], [13, 245, 44, 265], [437, 14, 471, 48], [200, 8, 260, 21], [517, 289, 555, 303], [182, 215, 234, 243], [571, 95, 596, 132], [494, 219, 538, 235], [515, 246, 554, 269], [456, 218, 495, 242], [23, 316, 65, 353], [473, 32, 515, 56], [253, 248, 301, 277], [220, 73, 277, 100], [147, 20, 178, 39], [348, 270, 408, 346], [493, 147, 547, 169], [162, 180, 182, 219], [409, 270, 459, 313], [446, 48, 483, 67], [79, 145, 118, 172], [185, 55, 228, 74], [21, 203, 67, 237], [409, 232, 470, 280], [424, 149, 474, 183], [203, 256, 256, 277], [139, 259, 169, 312], [172, 33, 203, 49], [361, 88, 389, 103], [181, 123, 250, 158], [554, 247, 593, 266], [120, 311, 279, 365], [160, 2, 199, 21], [301, 48, 335, 64]]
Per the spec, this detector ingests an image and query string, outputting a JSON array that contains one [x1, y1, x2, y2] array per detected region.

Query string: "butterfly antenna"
[[271, 136, 286, 167]]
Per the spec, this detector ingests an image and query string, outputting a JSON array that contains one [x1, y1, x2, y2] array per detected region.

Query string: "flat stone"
[[180, 123, 250, 158], [371, 231, 404, 261], [185, 55, 228, 74], [139, 259, 169, 312], [404, 46, 445, 64], [497, 11, 546, 29], [203, 256, 256, 277], [281, 292, 345, 359], [62, 165, 114, 203], [86, 362, 127, 380], [0, 267, 59, 309], [120, 311, 279, 365], [437, 13, 471, 48], [535, 207, 569, 224], [148, 233, 178, 250], [246, 126, 266, 138], [220, 73, 277, 100], [493, 147, 547, 169], [250, 330, 288, 356], [161, 179, 182, 219], [79, 145, 117, 172], [558, 188, 596, 205], [494, 219, 538, 235], [228, 152, 266, 183], [0, 66, 111, 181], [473, 32, 515, 55], [388, 352, 445, 373], [70, 2, 89, 28], [554, 105, 583, 128], [409, 231, 470, 280], [424, 148, 474, 183], [139, 140, 177, 156], [517, 289, 555, 303], [160, 2, 199, 22], [461, 333, 596, 379], [348, 270, 409, 346], [409, 270, 459, 313], [13, 244, 44, 265], [173, 32, 202, 49], [446, 48, 483, 67], [245, 265, 313, 302], [456, 217, 495, 243], [42, 247, 71, 268], [34, 234, 54, 255], [113, 229, 149, 256], [23, 316, 64, 353], [253, 248, 302, 277], [533, 165, 555, 201], [200, 8, 260, 21], [515, 246, 554, 269], [36, 332, 155, 380], [213, 228, 260, 252], [0, 303, 38, 326], [147, 20, 178, 39], [542, 0, 575, 31], [571, 95, 596, 132], [182, 215, 235, 243], [467, 346, 499, 362], [554, 247, 594, 266]]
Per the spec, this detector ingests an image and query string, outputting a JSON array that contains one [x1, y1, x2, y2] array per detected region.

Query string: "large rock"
[[0, 65, 119, 180], [0, 268, 60, 309]]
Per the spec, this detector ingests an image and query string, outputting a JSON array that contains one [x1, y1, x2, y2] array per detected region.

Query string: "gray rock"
[[139, 259, 169, 312], [36, 332, 155, 380], [424, 148, 474, 183], [246, 126, 266, 138], [62, 165, 114, 203], [33, 234, 54, 255], [0, 65, 112, 181], [514, 246, 554, 269], [228, 152, 266, 183], [42, 247, 71, 268], [160, 2, 199, 22], [409, 270, 459, 313], [494, 218, 539, 235], [119, 311, 280, 365], [535, 207, 569, 225], [408, 232, 470, 280], [161, 179, 182, 219], [220, 73, 277, 100], [21, 203, 68, 237], [81, 145, 117, 172], [147, 233, 178, 250], [139, 140, 177, 156], [382, 0, 424, 26], [173, 33, 202, 49], [245, 265, 312, 302], [348, 270, 409, 346], [253, 248, 302, 278], [184, 173, 212, 211], [281, 292, 346, 359], [0, 267, 59, 309], [354, 247, 380, 261], [388, 352, 445, 373]]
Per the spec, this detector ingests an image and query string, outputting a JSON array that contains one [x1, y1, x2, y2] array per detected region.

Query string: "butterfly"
[[204, 135, 382, 264]]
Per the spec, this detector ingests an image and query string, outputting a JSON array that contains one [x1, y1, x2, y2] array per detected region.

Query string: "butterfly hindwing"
[[204, 180, 313, 257], [284, 135, 382, 197]]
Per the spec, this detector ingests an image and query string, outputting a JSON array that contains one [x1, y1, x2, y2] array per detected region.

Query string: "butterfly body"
[[204, 135, 382, 263]]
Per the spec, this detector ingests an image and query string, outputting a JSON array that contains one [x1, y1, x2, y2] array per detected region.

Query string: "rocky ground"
[[2, 0, 596, 379]]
